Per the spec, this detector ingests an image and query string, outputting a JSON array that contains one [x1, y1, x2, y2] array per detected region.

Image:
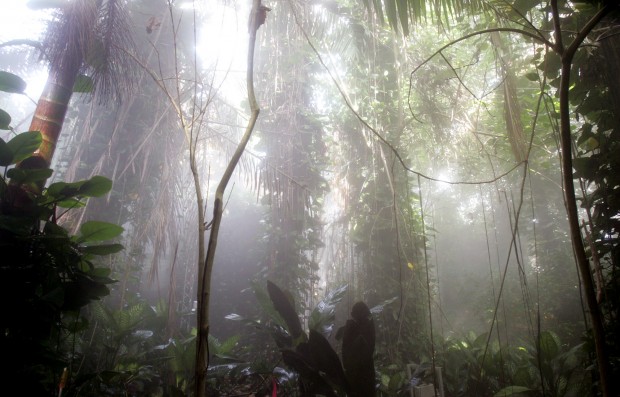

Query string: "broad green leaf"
[[539, 330, 560, 361], [46, 181, 81, 199], [57, 197, 86, 208], [578, 137, 599, 151], [82, 243, 124, 256], [218, 335, 241, 355], [494, 386, 532, 396], [47, 176, 112, 199], [88, 267, 113, 278], [73, 75, 94, 93], [78, 221, 124, 243], [387, 371, 404, 391], [0, 138, 12, 166], [6, 132, 42, 163], [0, 71, 27, 94], [78, 175, 112, 197], [524, 71, 539, 81], [0, 108, 11, 130]]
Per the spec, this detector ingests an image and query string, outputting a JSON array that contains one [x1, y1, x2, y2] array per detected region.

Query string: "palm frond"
[[90, 0, 138, 103], [365, 0, 492, 35], [42, 0, 137, 103], [43, 0, 97, 76]]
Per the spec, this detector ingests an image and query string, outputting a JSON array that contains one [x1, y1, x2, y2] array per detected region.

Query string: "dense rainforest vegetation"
[[0, 0, 618, 396]]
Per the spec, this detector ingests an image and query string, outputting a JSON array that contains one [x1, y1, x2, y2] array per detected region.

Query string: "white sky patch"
[[0, 0, 47, 42], [197, 0, 248, 105], [0, 0, 50, 123]]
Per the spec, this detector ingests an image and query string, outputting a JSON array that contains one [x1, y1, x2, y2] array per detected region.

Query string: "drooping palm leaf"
[[42, 0, 136, 103], [364, 0, 490, 35]]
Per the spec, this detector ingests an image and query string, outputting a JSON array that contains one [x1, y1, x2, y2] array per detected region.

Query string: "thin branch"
[[438, 50, 480, 100], [195, 0, 265, 395], [408, 27, 552, 120]]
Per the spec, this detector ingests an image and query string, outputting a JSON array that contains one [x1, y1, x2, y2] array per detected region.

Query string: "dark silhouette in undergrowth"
[[0, 122, 121, 394], [266, 280, 376, 396]]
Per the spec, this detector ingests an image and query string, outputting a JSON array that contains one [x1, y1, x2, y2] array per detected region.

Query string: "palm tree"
[[25, 0, 135, 174]]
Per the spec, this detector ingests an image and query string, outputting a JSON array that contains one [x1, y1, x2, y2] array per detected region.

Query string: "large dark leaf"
[[6, 167, 53, 185], [63, 276, 110, 310], [267, 280, 305, 341], [0, 137, 13, 166], [46, 181, 80, 199], [308, 330, 349, 393], [0, 108, 11, 130], [281, 349, 338, 397], [0, 71, 27, 94]]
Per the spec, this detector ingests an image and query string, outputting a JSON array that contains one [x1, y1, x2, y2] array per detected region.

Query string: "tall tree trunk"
[[552, 2, 616, 396], [29, 66, 79, 168]]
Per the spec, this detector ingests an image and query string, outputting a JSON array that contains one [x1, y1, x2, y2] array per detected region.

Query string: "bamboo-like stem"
[[194, 0, 263, 395]]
